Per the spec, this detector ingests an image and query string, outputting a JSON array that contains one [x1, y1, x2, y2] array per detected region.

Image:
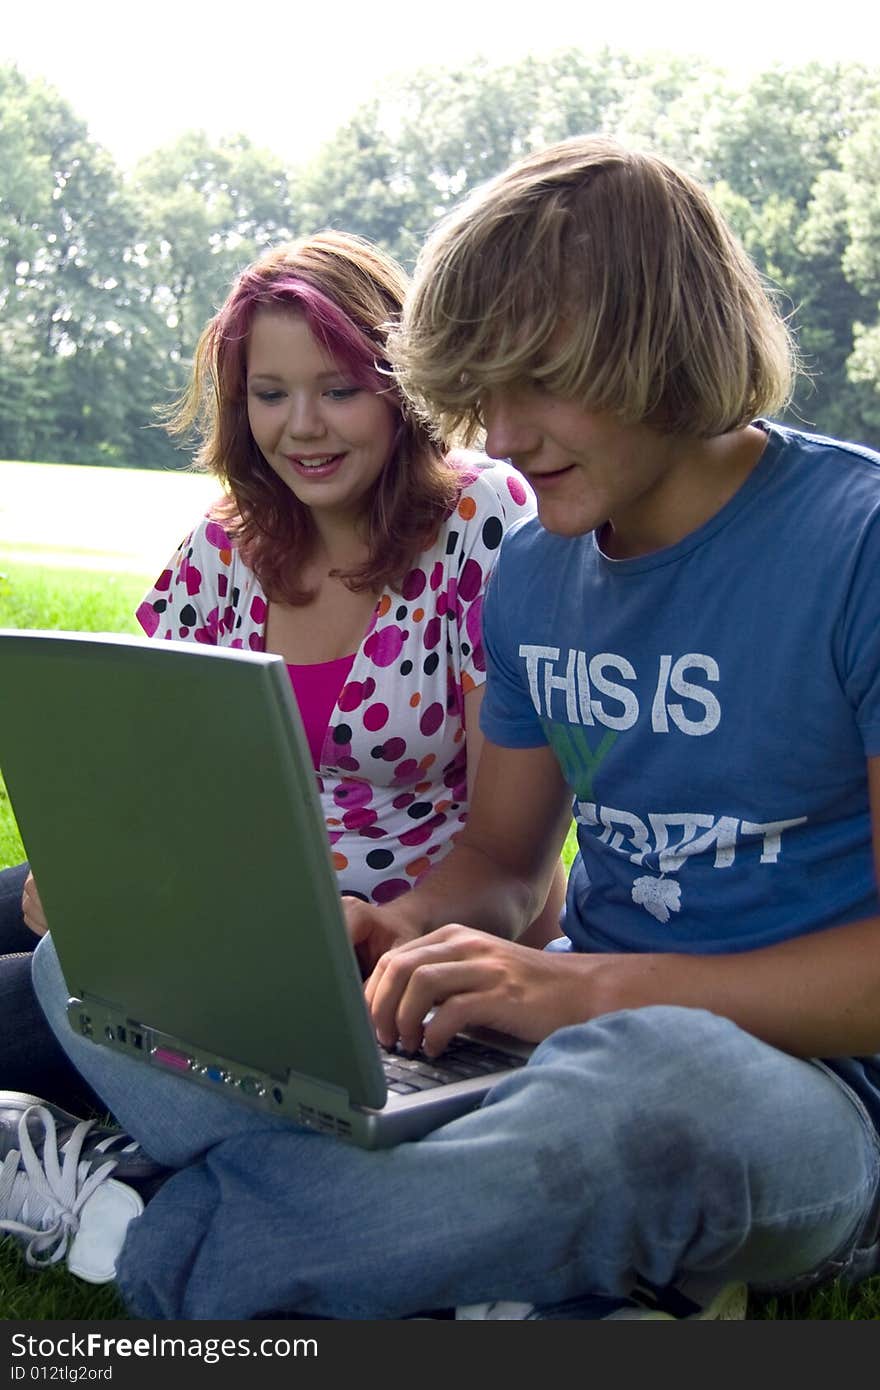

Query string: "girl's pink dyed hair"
[[165, 231, 461, 604], [219, 268, 390, 397]]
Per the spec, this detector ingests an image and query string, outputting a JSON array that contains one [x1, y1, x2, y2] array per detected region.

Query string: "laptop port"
[[238, 1075, 265, 1098], [152, 1046, 192, 1072]]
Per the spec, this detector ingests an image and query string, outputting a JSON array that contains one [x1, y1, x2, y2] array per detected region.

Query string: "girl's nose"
[[284, 395, 325, 441]]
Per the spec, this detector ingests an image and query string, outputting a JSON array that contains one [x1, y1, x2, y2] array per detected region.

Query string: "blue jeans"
[[33, 934, 880, 1321]]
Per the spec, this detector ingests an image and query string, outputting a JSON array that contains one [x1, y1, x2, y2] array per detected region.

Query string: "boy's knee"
[[539, 1003, 745, 1084], [534, 1005, 771, 1155]]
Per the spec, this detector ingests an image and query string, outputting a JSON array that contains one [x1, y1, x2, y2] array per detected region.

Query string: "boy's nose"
[[482, 391, 539, 463]]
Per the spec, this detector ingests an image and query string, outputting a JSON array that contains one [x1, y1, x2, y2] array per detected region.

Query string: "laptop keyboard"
[[381, 1036, 527, 1094]]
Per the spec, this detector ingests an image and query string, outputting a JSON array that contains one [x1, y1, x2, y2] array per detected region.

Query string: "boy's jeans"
[[33, 934, 880, 1321]]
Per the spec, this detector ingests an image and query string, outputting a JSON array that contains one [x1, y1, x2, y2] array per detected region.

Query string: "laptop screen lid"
[[0, 629, 534, 1148], [0, 629, 389, 1114]]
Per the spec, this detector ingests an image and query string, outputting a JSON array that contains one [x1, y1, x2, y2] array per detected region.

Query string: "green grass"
[[0, 465, 878, 1320], [0, 562, 147, 635], [0, 1257, 130, 1319], [0, 457, 219, 577]]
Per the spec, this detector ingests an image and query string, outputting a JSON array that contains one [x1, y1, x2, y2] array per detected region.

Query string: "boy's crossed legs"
[[29, 934, 880, 1320]]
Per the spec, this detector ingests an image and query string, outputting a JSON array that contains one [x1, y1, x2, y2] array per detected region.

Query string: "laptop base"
[[67, 997, 530, 1150]]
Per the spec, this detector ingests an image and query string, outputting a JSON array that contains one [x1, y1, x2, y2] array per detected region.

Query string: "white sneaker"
[[0, 1103, 143, 1283], [457, 1278, 748, 1320], [457, 1300, 538, 1320]]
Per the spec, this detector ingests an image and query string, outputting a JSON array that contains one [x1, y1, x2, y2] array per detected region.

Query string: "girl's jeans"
[[33, 933, 880, 1321], [0, 863, 97, 1108]]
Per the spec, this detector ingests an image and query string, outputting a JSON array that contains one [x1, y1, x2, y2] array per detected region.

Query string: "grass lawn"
[[0, 462, 878, 1320], [0, 458, 220, 575]]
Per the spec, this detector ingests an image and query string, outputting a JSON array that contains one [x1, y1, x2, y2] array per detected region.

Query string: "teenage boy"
[[9, 135, 880, 1320]]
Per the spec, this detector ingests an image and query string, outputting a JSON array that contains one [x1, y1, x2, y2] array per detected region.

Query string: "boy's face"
[[481, 384, 680, 556]]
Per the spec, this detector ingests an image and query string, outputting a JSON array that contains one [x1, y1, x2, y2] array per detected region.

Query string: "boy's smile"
[[482, 384, 766, 558]]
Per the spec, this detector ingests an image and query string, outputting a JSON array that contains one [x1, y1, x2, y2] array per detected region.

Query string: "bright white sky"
[[4, 0, 879, 171]]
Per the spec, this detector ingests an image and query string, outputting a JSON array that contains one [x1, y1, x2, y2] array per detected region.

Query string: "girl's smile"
[[247, 310, 397, 527]]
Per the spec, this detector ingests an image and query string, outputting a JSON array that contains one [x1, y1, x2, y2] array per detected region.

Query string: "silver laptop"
[[0, 629, 532, 1148]]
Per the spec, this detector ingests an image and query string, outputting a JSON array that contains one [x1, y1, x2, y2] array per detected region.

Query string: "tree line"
[[2, 48, 879, 470]]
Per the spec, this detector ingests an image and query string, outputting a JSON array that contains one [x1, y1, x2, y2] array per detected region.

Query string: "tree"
[[295, 102, 427, 265], [0, 65, 172, 465], [299, 50, 716, 267], [130, 131, 300, 364], [703, 62, 880, 211], [801, 113, 880, 436], [3, 52, 879, 463], [707, 65, 880, 445]]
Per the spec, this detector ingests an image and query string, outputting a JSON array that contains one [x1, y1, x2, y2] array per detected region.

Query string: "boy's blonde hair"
[[392, 136, 796, 442]]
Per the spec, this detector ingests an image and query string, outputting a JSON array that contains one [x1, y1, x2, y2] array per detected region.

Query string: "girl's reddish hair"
[[166, 231, 461, 604]]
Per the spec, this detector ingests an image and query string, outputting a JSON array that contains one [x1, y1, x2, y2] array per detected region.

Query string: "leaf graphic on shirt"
[[631, 875, 682, 924]]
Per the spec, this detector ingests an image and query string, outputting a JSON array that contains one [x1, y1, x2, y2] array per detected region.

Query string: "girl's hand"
[[341, 896, 422, 977], [22, 872, 49, 937]]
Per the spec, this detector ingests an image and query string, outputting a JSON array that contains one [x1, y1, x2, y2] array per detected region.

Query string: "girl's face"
[[246, 309, 398, 529]]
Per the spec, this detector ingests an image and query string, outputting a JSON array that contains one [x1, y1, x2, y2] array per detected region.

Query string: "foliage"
[[1, 50, 879, 463], [130, 130, 300, 362], [0, 67, 171, 466]]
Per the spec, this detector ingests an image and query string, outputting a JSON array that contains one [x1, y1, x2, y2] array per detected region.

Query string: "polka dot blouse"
[[136, 458, 536, 905]]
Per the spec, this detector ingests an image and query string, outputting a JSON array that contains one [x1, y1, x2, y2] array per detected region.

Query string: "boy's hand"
[[364, 924, 588, 1055], [22, 872, 49, 937]]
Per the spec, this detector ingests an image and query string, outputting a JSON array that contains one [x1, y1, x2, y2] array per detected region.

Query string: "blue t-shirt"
[[482, 420, 880, 952], [480, 420, 880, 1116]]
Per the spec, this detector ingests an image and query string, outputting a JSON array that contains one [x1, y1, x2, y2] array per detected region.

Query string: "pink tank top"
[[286, 654, 356, 770]]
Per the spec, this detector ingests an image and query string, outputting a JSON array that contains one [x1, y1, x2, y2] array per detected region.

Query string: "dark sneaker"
[[0, 1090, 167, 1185], [0, 1100, 143, 1281], [457, 1277, 748, 1320]]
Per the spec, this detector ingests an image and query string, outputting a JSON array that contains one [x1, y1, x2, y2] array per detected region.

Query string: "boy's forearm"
[[392, 842, 540, 941], [593, 915, 880, 1058]]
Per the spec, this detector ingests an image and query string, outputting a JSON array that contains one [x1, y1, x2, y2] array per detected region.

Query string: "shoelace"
[[0, 1105, 117, 1268], [62, 1132, 141, 1159]]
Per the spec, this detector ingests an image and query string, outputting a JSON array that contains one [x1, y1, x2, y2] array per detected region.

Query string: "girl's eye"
[[253, 390, 284, 403], [325, 387, 360, 401]]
